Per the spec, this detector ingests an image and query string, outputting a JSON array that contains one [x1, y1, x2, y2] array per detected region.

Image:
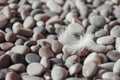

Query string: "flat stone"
[[51, 66, 68, 80], [82, 62, 97, 77], [25, 53, 41, 64], [11, 45, 30, 55], [27, 62, 45, 76]]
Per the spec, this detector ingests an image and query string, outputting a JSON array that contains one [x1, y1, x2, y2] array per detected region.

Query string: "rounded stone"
[[110, 25, 120, 37], [11, 53, 25, 64], [5, 32, 16, 42], [21, 75, 44, 80], [27, 62, 45, 76], [0, 42, 14, 51], [40, 57, 50, 69], [82, 62, 97, 77], [25, 53, 40, 64], [11, 45, 30, 55], [65, 55, 80, 68], [113, 59, 120, 75], [5, 72, 21, 80], [106, 50, 120, 62], [23, 16, 35, 29], [51, 66, 68, 80], [9, 63, 26, 73]]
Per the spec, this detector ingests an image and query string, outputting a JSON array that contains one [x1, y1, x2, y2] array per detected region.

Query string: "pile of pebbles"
[[0, 0, 120, 80]]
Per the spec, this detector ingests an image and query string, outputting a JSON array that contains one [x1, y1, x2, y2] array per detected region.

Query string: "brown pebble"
[[5, 72, 21, 80], [0, 42, 14, 51], [5, 32, 16, 42]]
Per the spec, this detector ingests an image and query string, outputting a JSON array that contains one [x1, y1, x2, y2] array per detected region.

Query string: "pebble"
[[5, 72, 21, 80], [65, 12, 77, 22], [30, 45, 40, 53], [95, 29, 108, 37], [98, 53, 109, 63], [15, 39, 24, 45], [0, 54, 11, 69], [113, 6, 120, 19], [21, 75, 44, 80], [39, 46, 55, 58], [30, 9, 43, 17], [36, 21, 44, 27], [43, 71, 52, 80], [110, 25, 120, 37], [32, 1, 41, 9], [106, 50, 120, 62], [96, 36, 115, 45], [113, 59, 120, 75], [20, 9, 29, 20], [46, 0, 62, 13], [40, 57, 50, 69], [24, 40, 37, 47], [0, 42, 14, 51], [5, 32, 16, 42], [66, 78, 81, 80], [11, 53, 25, 64], [86, 25, 98, 34], [23, 16, 35, 29], [65, 55, 80, 68], [102, 72, 120, 80], [25, 53, 40, 64], [89, 15, 106, 27], [1, 6, 12, 19], [33, 26, 46, 34], [34, 14, 49, 22], [82, 62, 97, 77], [0, 12, 7, 28], [62, 53, 71, 61], [50, 58, 64, 65], [51, 66, 68, 80], [115, 37, 120, 52], [45, 24, 55, 33], [56, 53, 63, 59], [84, 52, 101, 65], [69, 63, 82, 75], [27, 62, 45, 76], [51, 40, 63, 54], [32, 33, 45, 41], [9, 63, 26, 73], [98, 62, 115, 71], [11, 45, 30, 55], [93, 0, 102, 7]]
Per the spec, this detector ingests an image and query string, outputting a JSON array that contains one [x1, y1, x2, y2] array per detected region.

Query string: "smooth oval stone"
[[5, 72, 21, 80], [0, 54, 11, 69], [0, 42, 14, 51], [11, 45, 30, 55], [25, 53, 40, 64], [86, 25, 98, 34], [98, 62, 115, 71], [98, 53, 109, 63], [33, 26, 46, 34], [39, 46, 55, 58], [82, 62, 97, 77], [107, 50, 120, 62], [102, 72, 120, 80], [97, 36, 115, 45], [11, 53, 25, 64], [51, 66, 68, 80], [113, 59, 120, 75], [110, 25, 120, 37], [24, 40, 37, 47], [95, 29, 108, 37], [50, 58, 64, 65], [46, 0, 62, 13], [65, 55, 80, 68], [9, 63, 26, 73], [84, 52, 101, 65], [0, 12, 7, 28], [32, 1, 41, 9], [65, 12, 77, 22], [1, 6, 12, 19], [27, 62, 45, 76], [113, 6, 120, 19], [23, 16, 35, 29], [98, 69, 108, 78], [69, 63, 82, 75], [21, 75, 44, 80], [40, 57, 50, 69], [5, 32, 16, 42], [93, 0, 102, 7], [115, 37, 120, 52], [89, 15, 106, 27], [51, 40, 63, 54]]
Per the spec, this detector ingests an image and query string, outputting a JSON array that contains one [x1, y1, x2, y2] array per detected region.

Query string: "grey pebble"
[[110, 25, 120, 37], [65, 55, 80, 68], [107, 50, 120, 62], [102, 72, 120, 80], [86, 25, 98, 34], [69, 63, 82, 75], [66, 78, 81, 80], [82, 62, 97, 77], [11, 53, 25, 64], [51, 66, 68, 80], [39, 46, 55, 58], [32, 1, 41, 9], [92, 0, 102, 7], [98, 62, 115, 71], [27, 62, 45, 76], [95, 29, 108, 37], [21, 75, 44, 80], [33, 26, 46, 34], [11, 45, 29, 55], [113, 59, 120, 75], [5, 72, 21, 80], [115, 37, 120, 52], [25, 53, 40, 64], [62, 53, 71, 61], [56, 53, 63, 59], [15, 39, 24, 45], [113, 6, 120, 19], [89, 15, 106, 27], [30, 9, 43, 17], [43, 71, 52, 80], [96, 36, 115, 45]]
